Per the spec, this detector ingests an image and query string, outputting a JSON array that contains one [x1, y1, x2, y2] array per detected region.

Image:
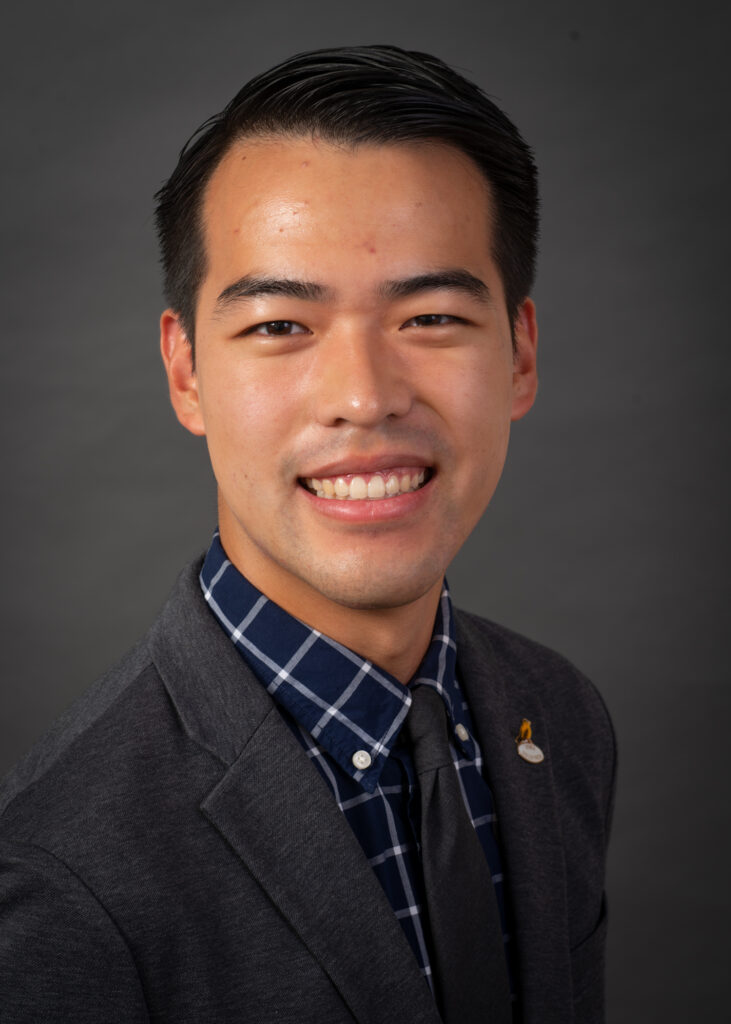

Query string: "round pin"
[[517, 740, 545, 764], [515, 717, 544, 764], [455, 723, 470, 743]]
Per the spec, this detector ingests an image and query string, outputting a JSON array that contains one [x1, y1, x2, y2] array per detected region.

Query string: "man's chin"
[[297, 562, 445, 614]]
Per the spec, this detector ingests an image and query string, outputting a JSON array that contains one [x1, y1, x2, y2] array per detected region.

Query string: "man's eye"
[[245, 320, 308, 336], [401, 314, 463, 328]]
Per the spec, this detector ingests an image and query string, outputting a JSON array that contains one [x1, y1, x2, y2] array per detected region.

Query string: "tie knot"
[[405, 686, 454, 774]]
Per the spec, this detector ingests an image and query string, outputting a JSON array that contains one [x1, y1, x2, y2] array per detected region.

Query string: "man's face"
[[162, 137, 537, 624]]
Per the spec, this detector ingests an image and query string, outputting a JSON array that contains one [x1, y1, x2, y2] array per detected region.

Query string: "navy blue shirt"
[[200, 531, 514, 993]]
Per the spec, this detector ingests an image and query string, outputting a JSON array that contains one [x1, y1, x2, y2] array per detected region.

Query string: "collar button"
[[352, 749, 372, 770]]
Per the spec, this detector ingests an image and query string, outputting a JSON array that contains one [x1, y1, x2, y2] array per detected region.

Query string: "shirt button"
[[455, 723, 470, 742], [352, 750, 372, 770]]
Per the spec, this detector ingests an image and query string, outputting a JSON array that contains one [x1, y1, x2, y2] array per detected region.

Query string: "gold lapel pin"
[[515, 719, 545, 764]]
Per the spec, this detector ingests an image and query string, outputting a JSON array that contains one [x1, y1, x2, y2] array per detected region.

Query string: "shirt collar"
[[200, 531, 464, 792]]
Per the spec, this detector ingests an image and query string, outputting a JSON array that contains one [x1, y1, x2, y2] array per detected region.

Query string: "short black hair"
[[154, 45, 539, 344]]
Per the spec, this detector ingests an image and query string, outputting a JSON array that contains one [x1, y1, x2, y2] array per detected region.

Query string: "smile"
[[301, 468, 430, 500]]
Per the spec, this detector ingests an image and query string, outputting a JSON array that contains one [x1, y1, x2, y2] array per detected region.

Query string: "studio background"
[[2, 1, 728, 1019]]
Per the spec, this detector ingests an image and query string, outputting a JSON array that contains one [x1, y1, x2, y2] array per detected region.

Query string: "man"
[[0, 46, 615, 1023]]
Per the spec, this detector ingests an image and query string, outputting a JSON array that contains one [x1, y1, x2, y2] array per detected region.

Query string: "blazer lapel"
[[456, 611, 574, 1024], [201, 708, 440, 1024], [150, 562, 440, 1024]]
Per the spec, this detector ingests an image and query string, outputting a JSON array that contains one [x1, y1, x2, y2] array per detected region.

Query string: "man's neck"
[[219, 533, 443, 684], [293, 588, 444, 684]]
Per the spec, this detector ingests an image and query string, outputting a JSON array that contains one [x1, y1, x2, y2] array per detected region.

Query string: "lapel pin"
[[516, 718, 545, 764]]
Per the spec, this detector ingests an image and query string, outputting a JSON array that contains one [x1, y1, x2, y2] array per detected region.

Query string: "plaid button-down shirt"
[[200, 531, 514, 992]]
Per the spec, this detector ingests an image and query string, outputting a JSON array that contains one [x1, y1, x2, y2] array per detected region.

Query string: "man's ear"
[[511, 298, 539, 422], [160, 311, 206, 436]]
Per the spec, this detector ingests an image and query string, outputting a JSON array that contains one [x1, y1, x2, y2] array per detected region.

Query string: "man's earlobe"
[[160, 311, 206, 436], [511, 298, 539, 422]]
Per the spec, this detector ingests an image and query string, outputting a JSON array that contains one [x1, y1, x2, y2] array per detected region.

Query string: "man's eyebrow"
[[379, 269, 493, 303], [214, 275, 332, 310], [214, 269, 492, 312]]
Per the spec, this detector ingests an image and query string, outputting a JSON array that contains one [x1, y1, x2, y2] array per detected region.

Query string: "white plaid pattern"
[[200, 531, 515, 995]]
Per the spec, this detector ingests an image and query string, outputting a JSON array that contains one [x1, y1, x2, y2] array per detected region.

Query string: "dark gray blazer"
[[0, 561, 615, 1023]]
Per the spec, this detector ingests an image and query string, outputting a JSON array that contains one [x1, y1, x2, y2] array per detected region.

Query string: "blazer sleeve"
[[0, 840, 149, 1023]]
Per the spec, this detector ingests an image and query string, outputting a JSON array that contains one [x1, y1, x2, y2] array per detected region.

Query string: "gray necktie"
[[405, 685, 512, 1024]]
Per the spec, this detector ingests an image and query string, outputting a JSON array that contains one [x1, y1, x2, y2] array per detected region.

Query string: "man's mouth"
[[301, 467, 432, 500]]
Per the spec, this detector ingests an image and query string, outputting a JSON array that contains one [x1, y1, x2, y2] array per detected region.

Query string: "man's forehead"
[[202, 134, 492, 224]]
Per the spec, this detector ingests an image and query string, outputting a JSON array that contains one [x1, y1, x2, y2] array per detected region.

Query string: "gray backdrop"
[[2, 1, 728, 1019]]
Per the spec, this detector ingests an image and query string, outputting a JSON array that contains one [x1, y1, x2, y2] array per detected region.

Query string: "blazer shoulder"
[[455, 606, 614, 733], [0, 556, 265, 851], [0, 635, 159, 823], [0, 559, 213, 827]]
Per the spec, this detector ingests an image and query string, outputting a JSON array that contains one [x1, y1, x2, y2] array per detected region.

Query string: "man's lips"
[[300, 466, 431, 500], [301, 453, 432, 478]]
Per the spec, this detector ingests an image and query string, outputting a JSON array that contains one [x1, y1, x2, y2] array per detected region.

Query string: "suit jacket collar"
[[148, 561, 441, 1024], [456, 611, 573, 1023], [148, 558, 271, 765], [148, 562, 573, 1023]]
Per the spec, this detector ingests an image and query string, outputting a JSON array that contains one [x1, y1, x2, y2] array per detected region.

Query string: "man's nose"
[[313, 329, 414, 428]]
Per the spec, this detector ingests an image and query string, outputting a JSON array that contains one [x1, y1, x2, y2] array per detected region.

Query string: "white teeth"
[[349, 476, 367, 499], [304, 470, 429, 500], [367, 476, 386, 499]]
